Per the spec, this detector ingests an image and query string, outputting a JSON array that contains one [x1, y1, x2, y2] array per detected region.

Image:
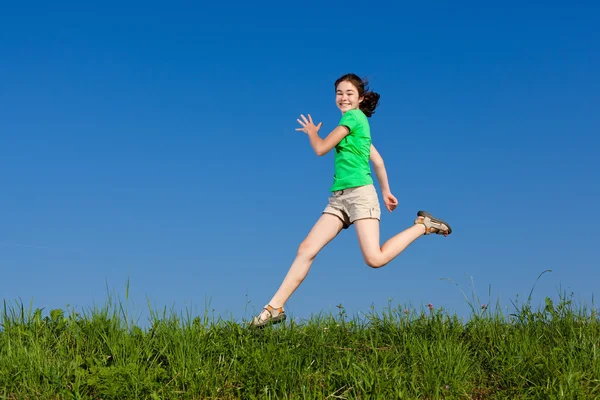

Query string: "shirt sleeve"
[[338, 110, 359, 133]]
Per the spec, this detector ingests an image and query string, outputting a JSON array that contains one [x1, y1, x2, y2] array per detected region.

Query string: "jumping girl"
[[249, 73, 452, 328]]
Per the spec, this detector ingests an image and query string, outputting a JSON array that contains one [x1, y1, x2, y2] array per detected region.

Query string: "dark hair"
[[334, 73, 380, 117]]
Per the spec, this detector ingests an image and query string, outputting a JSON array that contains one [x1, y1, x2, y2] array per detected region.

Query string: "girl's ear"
[[359, 96, 364, 103]]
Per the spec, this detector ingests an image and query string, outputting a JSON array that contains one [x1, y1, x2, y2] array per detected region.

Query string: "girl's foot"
[[414, 211, 452, 236], [248, 305, 286, 328]]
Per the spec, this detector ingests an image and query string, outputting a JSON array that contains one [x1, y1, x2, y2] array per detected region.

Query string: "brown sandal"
[[248, 305, 286, 328], [415, 211, 452, 235]]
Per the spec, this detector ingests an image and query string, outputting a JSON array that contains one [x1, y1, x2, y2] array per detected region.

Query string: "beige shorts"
[[323, 184, 381, 228]]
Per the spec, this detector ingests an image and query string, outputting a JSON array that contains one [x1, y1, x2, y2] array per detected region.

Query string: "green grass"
[[1, 280, 599, 399]]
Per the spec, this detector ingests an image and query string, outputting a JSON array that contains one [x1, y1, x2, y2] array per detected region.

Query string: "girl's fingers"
[[298, 114, 319, 130]]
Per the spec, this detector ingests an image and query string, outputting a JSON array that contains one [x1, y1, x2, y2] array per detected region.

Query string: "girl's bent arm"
[[297, 114, 350, 156], [307, 125, 350, 156]]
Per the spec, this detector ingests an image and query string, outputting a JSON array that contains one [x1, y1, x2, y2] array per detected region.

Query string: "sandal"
[[415, 211, 452, 235], [248, 305, 286, 328]]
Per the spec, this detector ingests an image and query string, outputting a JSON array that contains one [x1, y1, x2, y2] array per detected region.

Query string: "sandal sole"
[[417, 210, 452, 235], [249, 314, 287, 329]]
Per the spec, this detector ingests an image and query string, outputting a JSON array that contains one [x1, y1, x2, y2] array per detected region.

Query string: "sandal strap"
[[414, 216, 445, 235], [264, 304, 284, 316]]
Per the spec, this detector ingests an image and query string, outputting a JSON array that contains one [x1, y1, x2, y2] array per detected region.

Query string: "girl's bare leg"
[[353, 218, 425, 268], [256, 213, 343, 321]]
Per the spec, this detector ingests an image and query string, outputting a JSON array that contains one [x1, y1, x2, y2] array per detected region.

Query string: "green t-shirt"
[[330, 109, 373, 192]]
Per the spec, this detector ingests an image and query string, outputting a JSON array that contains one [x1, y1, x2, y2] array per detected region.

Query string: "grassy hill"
[[1, 288, 598, 399]]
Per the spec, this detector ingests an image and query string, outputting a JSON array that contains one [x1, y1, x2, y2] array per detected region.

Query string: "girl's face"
[[336, 80, 363, 114]]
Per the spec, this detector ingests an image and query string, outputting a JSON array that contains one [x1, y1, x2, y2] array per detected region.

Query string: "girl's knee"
[[364, 254, 387, 268], [297, 240, 318, 260]]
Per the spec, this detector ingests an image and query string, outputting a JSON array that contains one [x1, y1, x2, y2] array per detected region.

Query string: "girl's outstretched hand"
[[382, 190, 398, 212], [296, 114, 322, 136]]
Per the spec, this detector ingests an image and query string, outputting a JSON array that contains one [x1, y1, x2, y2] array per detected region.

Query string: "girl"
[[249, 73, 452, 328]]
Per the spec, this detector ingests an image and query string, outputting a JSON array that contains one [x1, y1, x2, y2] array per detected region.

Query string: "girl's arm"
[[370, 144, 398, 212], [370, 144, 391, 193], [296, 114, 350, 156]]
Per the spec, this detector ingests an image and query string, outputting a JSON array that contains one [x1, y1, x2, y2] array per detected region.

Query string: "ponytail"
[[360, 90, 380, 117]]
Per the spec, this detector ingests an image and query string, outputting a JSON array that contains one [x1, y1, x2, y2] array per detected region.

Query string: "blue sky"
[[2, 1, 599, 325]]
